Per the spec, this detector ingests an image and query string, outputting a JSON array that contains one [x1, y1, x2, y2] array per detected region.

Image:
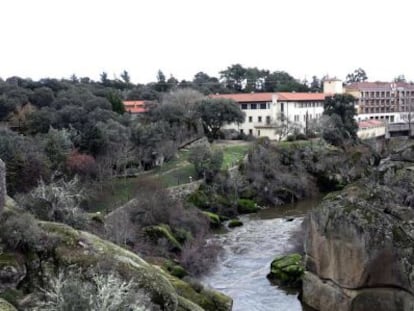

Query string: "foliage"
[[188, 145, 223, 180], [34, 270, 151, 311], [0, 128, 51, 194], [106, 91, 125, 114], [66, 150, 97, 178], [197, 98, 245, 141], [322, 94, 358, 146], [345, 68, 368, 84], [0, 210, 50, 252], [18, 176, 87, 228]]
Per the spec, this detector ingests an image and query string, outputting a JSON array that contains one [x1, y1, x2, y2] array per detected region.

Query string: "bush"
[[237, 199, 259, 214], [34, 270, 152, 311], [188, 145, 223, 180], [0, 211, 51, 252], [18, 176, 87, 229]]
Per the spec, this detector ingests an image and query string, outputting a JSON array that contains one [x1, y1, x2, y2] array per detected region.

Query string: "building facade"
[[212, 92, 325, 140], [345, 82, 414, 123]]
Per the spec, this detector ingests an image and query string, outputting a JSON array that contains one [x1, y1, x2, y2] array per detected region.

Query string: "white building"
[[212, 92, 325, 140]]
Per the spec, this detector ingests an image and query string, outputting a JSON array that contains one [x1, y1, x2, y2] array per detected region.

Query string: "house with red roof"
[[357, 119, 386, 139], [123, 100, 148, 115], [212, 92, 326, 140]]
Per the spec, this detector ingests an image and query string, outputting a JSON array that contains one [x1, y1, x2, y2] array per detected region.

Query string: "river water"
[[201, 197, 322, 311]]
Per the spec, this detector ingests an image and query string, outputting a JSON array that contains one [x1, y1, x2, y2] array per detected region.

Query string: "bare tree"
[[272, 113, 300, 141]]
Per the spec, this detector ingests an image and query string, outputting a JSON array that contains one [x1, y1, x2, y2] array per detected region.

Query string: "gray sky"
[[1, 0, 414, 83]]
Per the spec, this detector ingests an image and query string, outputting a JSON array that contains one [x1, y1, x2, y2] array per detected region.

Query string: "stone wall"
[[0, 159, 5, 214]]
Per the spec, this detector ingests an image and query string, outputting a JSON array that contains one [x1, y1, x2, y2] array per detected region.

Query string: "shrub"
[[0, 211, 51, 252], [18, 176, 87, 229], [34, 270, 152, 311], [188, 145, 223, 180], [237, 199, 259, 214]]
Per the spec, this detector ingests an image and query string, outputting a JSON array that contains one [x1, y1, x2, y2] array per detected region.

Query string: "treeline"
[[0, 72, 244, 196]]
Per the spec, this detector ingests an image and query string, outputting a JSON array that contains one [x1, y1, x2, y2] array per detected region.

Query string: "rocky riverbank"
[[302, 142, 414, 311]]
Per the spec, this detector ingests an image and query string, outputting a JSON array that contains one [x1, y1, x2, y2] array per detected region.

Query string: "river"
[[201, 197, 322, 311]]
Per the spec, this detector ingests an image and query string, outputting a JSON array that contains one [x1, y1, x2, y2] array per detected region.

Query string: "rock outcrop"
[[0, 159, 5, 214], [303, 143, 414, 311], [0, 202, 232, 311]]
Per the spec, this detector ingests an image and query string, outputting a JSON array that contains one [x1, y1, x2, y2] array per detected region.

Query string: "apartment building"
[[212, 92, 325, 140], [345, 82, 414, 123]]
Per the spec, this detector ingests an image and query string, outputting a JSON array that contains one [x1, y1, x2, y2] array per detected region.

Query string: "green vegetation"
[[237, 199, 259, 214], [220, 144, 250, 169], [228, 219, 243, 228], [268, 253, 304, 288]]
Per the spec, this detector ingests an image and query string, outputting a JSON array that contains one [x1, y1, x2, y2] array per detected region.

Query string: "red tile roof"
[[358, 119, 385, 129], [211, 93, 275, 102], [211, 92, 325, 103], [123, 100, 147, 114], [277, 92, 326, 101]]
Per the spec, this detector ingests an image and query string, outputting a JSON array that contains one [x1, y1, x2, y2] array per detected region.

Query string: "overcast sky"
[[1, 0, 414, 84]]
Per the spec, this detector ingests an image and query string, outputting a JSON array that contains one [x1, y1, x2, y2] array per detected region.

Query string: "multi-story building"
[[345, 82, 414, 123], [212, 92, 325, 140]]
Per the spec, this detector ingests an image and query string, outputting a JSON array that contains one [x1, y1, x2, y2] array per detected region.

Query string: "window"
[[240, 129, 244, 134], [266, 116, 271, 124], [260, 103, 267, 109], [248, 116, 253, 122], [294, 115, 299, 122], [241, 104, 248, 110], [249, 129, 253, 135], [280, 103, 284, 113], [257, 130, 261, 136], [258, 116, 262, 123], [250, 103, 257, 109]]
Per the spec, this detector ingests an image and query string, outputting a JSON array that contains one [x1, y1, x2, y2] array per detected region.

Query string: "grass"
[[218, 144, 251, 169], [89, 141, 252, 212], [88, 177, 143, 213]]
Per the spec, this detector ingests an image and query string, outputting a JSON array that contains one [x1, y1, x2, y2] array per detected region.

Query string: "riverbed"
[[201, 197, 322, 311]]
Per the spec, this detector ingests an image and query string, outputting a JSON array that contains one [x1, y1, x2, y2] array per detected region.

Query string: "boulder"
[[228, 219, 243, 228], [0, 298, 17, 311], [303, 147, 414, 310], [0, 253, 26, 294], [0, 214, 232, 311], [267, 253, 304, 287]]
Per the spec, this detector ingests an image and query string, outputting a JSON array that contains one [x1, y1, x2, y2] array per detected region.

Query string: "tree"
[[106, 92, 126, 114], [346, 68, 368, 84], [120, 70, 131, 85], [155, 70, 168, 92], [188, 145, 223, 180], [322, 94, 358, 145], [220, 64, 247, 92], [310, 76, 321, 92], [197, 98, 245, 141], [394, 74, 406, 82], [272, 113, 300, 141], [264, 71, 309, 92], [100, 72, 109, 86]]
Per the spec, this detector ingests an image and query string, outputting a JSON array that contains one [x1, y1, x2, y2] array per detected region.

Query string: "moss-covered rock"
[[7, 221, 231, 311], [267, 253, 304, 288], [228, 219, 243, 228], [0, 253, 26, 293], [143, 224, 182, 252], [163, 272, 233, 311], [202, 211, 221, 228], [303, 145, 414, 311], [237, 199, 259, 214], [163, 260, 188, 279], [0, 298, 17, 311]]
